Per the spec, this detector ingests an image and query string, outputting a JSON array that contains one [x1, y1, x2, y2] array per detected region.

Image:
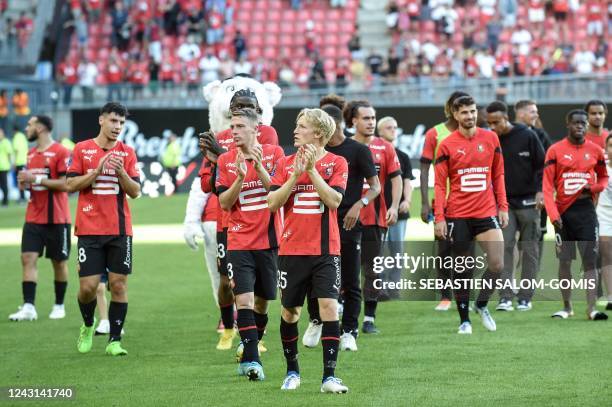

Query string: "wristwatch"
[[360, 197, 369, 207]]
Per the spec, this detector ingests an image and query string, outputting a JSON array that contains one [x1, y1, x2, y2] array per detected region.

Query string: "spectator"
[[385, 47, 400, 83], [431, 3, 458, 39], [206, 5, 224, 47], [127, 55, 148, 99], [308, 54, 326, 89], [225, 0, 234, 24], [15, 12, 33, 54], [12, 124, 27, 204], [184, 59, 201, 96], [111, 1, 129, 49], [58, 57, 79, 106], [0, 128, 12, 206], [185, 5, 204, 42], [78, 58, 98, 103], [386, 1, 400, 33], [486, 17, 503, 53], [475, 49, 496, 78], [0, 13, 7, 55], [478, 0, 497, 23], [405, 0, 420, 23], [552, 0, 569, 40], [291, 0, 301, 10], [498, 0, 517, 28], [0, 89, 7, 135], [278, 63, 296, 88], [133, 1, 150, 44], [106, 51, 125, 101], [199, 51, 220, 84], [11, 89, 30, 131], [162, 0, 181, 37], [335, 58, 349, 87], [366, 48, 384, 78], [347, 32, 362, 59], [234, 55, 252, 75], [161, 132, 181, 194], [74, 12, 89, 50], [159, 50, 176, 91], [421, 38, 440, 64], [233, 30, 247, 61], [218, 50, 235, 78], [586, 0, 604, 37], [573, 44, 596, 74], [348, 56, 366, 90], [177, 35, 201, 63], [511, 23, 532, 56], [528, 0, 545, 32], [85, 0, 103, 22]]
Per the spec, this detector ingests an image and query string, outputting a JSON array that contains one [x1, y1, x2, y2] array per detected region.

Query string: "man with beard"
[[9, 115, 71, 322]]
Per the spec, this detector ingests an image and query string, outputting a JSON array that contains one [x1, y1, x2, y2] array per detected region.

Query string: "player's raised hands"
[[293, 148, 306, 176], [95, 152, 113, 175], [107, 155, 125, 173], [235, 150, 247, 178], [302, 144, 317, 171], [250, 144, 263, 170]]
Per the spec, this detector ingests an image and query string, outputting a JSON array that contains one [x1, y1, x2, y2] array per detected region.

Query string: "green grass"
[[2, 244, 611, 406], [0, 194, 190, 229], [0, 191, 429, 229]]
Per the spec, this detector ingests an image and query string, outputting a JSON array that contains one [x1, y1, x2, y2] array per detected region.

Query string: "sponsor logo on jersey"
[[563, 154, 573, 161], [457, 148, 466, 156]]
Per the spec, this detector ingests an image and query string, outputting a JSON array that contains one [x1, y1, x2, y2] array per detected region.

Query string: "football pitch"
[[1, 195, 611, 406]]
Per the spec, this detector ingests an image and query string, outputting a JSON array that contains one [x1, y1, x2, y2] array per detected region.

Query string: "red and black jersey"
[[25, 143, 71, 224], [215, 144, 284, 250], [358, 136, 401, 227], [433, 128, 508, 222], [200, 125, 279, 232], [271, 152, 348, 256], [585, 129, 608, 151], [543, 138, 608, 222], [67, 139, 140, 236], [202, 193, 218, 222]]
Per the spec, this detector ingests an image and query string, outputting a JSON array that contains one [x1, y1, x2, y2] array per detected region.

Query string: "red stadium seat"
[[263, 47, 278, 59], [268, 10, 281, 21]]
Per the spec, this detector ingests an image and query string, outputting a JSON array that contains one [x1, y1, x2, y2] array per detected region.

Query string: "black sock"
[[108, 301, 128, 342], [54, 281, 67, 305], [253, 312, 268, 341], [219, 303, 234, 330], [23, 281, 36, 305], [476, 269, 500, 309], [237, 309, 259, 363], [456, 300, 470, 323], [307, 296, 321, 323], [78, 298, 97, 327], [321, 321, 340, 380], [280, 318, 299, 374], [364, 300, 377, 318]]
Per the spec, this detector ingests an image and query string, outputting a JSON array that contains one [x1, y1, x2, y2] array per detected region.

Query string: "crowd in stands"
[[377, 0, 612, 82], [0, 1, 36, 57], [56, 0, 611, 104]]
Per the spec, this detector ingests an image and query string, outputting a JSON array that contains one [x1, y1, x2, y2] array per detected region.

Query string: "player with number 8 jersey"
[[67, 103, 141, 357]]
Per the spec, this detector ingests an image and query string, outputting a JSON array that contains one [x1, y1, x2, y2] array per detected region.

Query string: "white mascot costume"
[[183, 76, 282, 305]]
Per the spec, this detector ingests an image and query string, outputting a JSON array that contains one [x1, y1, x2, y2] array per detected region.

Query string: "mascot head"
[[203, 74, 282, 133]]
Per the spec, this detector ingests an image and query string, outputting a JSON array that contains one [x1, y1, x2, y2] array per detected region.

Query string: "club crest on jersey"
[[325, 167, 333, 177], [584, 153, 590, 160], [375, 153, 381, 160], [477, 144, 484, 152]]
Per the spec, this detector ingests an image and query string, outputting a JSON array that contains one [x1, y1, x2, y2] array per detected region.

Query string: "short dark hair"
[[319, 94, 346, 110], [322, 104, 343, 127], [34, 115, 53, 132], [565, 109, 587, 123], [514, 100, 536, 111], [584, 99, 608, 114], [231, 107, 259, 125], [486, 101, 508, 115], [343, 100, 373, 127], [452, 96, 476, 112], [100, 102, 128, 117], [444, 91, 469, 118]]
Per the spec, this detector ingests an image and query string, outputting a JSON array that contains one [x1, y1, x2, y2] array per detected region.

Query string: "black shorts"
[[216, 228, 229, 276], [279, 255, 341, 308], [227, 249, 278, 300], [446, 216, 501, 253], [554, 198, 599, 268], [77, 235, 133, 277], [21, 223, 71, 261]]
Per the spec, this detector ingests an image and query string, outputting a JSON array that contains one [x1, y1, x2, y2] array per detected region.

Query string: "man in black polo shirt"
[[487, 101, 546, 311], [302, 94, 381, 352]]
